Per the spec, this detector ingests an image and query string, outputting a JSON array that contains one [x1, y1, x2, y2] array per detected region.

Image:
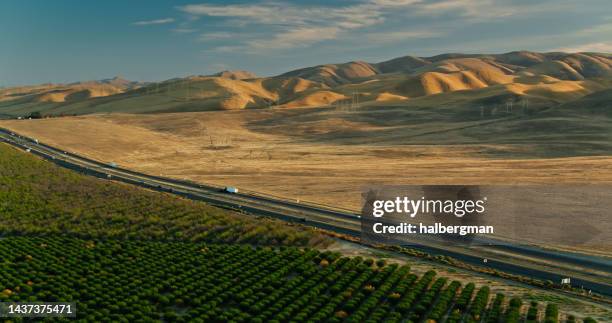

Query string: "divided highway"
[[1, 127, 610, 298]]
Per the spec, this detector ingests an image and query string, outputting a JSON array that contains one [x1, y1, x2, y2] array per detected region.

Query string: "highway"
[[1, 127, 611, 298]]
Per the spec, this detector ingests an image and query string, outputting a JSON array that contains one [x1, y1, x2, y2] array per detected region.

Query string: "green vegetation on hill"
[[0, 143, 328, 247]]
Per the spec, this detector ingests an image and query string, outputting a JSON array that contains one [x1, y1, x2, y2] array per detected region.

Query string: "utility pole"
[[521, 97, 529, 115]]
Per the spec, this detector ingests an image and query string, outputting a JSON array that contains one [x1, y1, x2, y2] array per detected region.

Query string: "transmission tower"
[[185, 81, 190, 101], [351, 91, 360, 111]]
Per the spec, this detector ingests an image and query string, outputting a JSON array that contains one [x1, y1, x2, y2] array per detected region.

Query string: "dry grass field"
[[3, 108, 612, 211]]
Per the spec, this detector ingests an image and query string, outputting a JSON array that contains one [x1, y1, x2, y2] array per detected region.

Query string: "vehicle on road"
[[223, 186, 239, 194]]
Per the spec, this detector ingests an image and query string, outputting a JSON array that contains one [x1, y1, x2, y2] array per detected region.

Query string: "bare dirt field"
[[3, 108, 612, 212]]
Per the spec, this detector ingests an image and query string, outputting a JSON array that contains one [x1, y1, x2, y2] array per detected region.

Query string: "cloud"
[[546, 23, 612, 53], [370, 0, 422, 6], [198, 32, 235, 42], [177, 0, 587, 54], [177, 1, 404, 52], [574, 22, 612, 36], [203, 27, 340, 53], [416, 0, 511, 18], [203, 45, 244, 53], [172, 28, 197, 33], [179, 3, 387, 29], [554, 41, 612, 53], [415, 0, 574, 21], [179, 4, 296, 25], [133, 18, 175, 26], [247, 27, 340, 51], [365, 30, 444, 43]]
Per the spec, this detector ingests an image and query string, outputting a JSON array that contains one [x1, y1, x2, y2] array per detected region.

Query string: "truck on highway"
[[223, 186, 239, 194]]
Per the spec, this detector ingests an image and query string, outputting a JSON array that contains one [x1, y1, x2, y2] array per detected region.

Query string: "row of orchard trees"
[[0, 236, 598, 322]]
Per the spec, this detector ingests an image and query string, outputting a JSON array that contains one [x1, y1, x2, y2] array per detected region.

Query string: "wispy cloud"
[[203, 45, 244, 53], [415, 0, 576, 21], [369, 0, 422, 6], [178, 2, 386, 29], [416, 0, 514, 18], [133, 18, 175, 26], [365, 30, 444, 43], [574, 22, 612, 36], [246, 27, 341, 50], [198, 32, 235, 42], [176, 0, 588, 54], [551, 22, 612, 52], [554, 41, 612, 53], [177, 1, 410, 52], [172, 28, 197, 33], [180, 4, 282, 24]]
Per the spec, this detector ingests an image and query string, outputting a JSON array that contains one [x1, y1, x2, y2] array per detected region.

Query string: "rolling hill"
[[1, 51, 611, 117]]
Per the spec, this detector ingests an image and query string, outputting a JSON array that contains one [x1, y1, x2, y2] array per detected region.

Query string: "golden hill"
[[1, 80, 130, 104], [1, 51, 611, 117], [280, 61, 379, 86]]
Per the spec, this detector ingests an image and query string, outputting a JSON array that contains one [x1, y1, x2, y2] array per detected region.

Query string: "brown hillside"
[[1, 51, 611, 116]]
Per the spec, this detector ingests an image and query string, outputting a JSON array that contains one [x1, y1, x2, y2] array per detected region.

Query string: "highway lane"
[[22, 132, 360, 222], [0, 131, 362, 233], [1, 127, 611, 297]]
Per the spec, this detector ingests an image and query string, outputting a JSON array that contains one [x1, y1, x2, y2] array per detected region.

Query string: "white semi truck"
[[223, 186, 239, 194]]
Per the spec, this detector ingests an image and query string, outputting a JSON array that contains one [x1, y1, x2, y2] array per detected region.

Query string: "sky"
[[1, 0, 611, 86]]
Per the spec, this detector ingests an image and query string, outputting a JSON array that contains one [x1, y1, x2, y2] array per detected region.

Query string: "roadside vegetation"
[[0, 144, 328, 247]]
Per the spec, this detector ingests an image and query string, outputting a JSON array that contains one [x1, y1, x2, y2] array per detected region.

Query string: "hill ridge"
[[1, 51, 610, 116]]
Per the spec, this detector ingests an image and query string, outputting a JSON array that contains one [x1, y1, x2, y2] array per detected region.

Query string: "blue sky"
[[1, 0, 611, 86]]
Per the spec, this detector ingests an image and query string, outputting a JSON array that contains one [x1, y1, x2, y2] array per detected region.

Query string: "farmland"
[[0, 142, 605, 322], [0, 236, 574, 322]]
